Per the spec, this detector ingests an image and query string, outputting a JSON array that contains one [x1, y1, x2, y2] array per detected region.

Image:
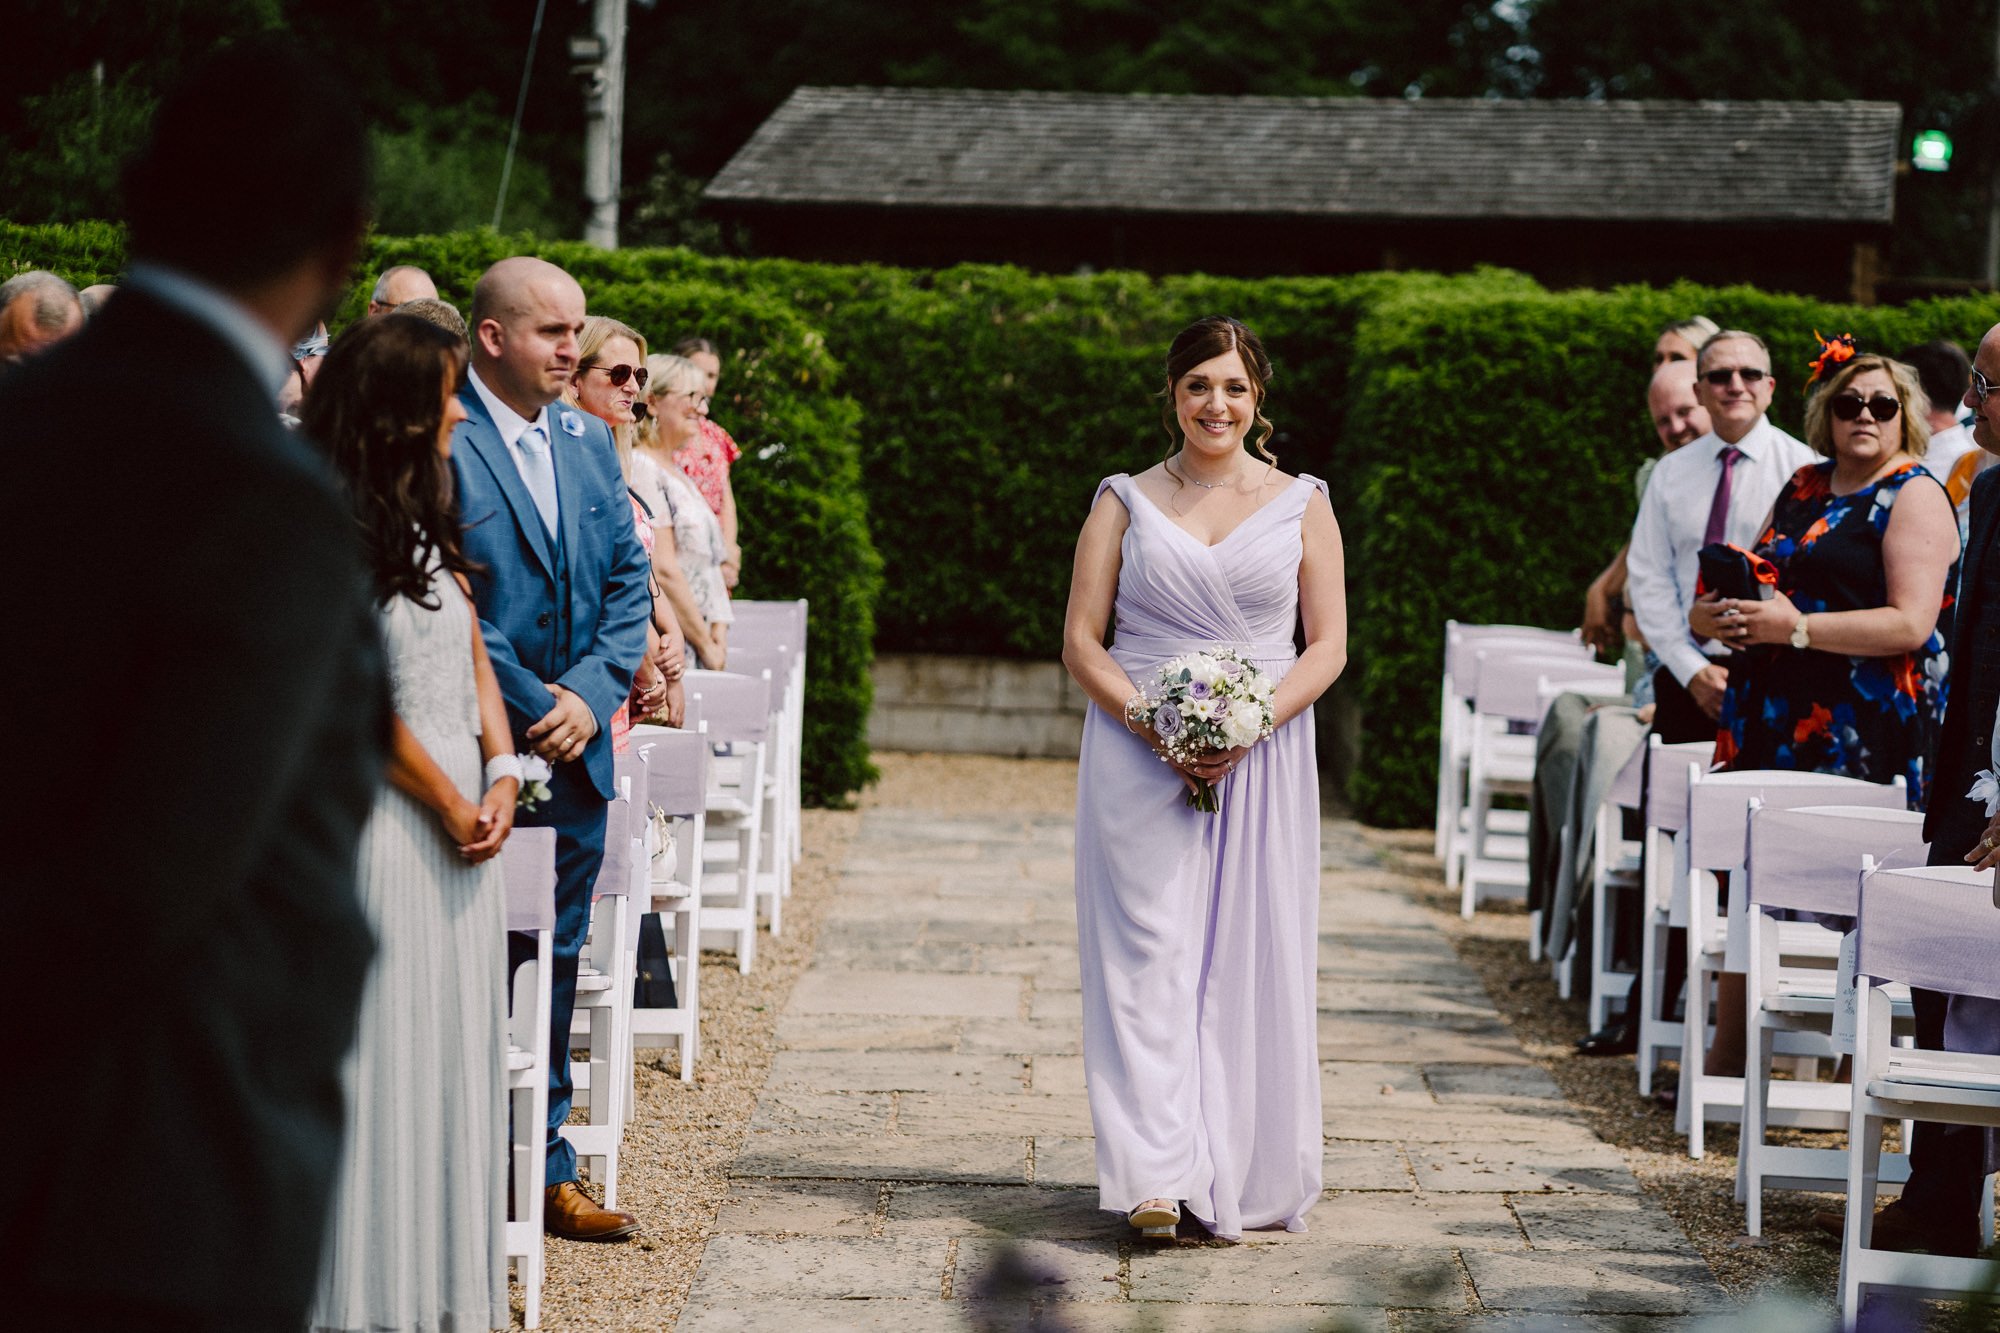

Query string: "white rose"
[[1222, 708, 1262, 748], [1184, 655, 1225, 689]]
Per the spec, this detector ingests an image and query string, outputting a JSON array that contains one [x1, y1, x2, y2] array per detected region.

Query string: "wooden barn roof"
[[706, 87, 1902, 225]]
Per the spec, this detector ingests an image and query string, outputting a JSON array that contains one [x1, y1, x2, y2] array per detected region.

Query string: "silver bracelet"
[[484, 754, 524, 788]]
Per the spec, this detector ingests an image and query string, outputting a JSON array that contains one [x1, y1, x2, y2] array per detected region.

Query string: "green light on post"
[[1913, 130, 1953, 173]]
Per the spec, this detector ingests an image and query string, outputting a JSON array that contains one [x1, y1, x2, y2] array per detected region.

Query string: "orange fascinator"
[[1805, 331, 1856, 390]]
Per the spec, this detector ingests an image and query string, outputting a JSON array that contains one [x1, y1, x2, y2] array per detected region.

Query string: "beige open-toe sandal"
[[1127, 1198, 1180, 1239]]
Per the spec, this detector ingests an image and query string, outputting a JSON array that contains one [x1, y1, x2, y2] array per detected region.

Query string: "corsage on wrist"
[[498, 753, 553, 811]]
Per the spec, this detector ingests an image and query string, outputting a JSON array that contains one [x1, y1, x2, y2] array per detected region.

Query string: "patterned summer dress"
[[1715, 459, 1957, 809]]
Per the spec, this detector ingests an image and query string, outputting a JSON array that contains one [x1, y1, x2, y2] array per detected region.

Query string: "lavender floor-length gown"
[[1074, 472, 1326, 1240]]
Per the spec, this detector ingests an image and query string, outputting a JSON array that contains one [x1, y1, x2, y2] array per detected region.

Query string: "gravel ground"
[[519, 752, 1078, 1329], [517, 804, 860, 1329], [1349, 823, 2000, 1331]]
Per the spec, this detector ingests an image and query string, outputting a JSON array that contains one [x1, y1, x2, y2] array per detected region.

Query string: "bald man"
[[366, 263, 437, 316], [77, 284, 117, 319], [0, 271, 83, 365], [1578, 361, 1715, 655], [449, 256, 651, 1242]]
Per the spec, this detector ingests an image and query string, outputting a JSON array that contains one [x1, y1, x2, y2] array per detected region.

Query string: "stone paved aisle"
[[676, 802, 1736, 1331]]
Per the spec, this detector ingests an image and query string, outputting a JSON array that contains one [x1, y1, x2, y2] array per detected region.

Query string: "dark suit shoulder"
[[1971, 463, 2000, 521]]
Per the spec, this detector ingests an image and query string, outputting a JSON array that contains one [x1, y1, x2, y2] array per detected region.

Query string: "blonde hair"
[[1661, 315, 1720, 348], [1803, 354, 1933, 461], [637, 352, 706, 453], [568, 315, 648, 475]]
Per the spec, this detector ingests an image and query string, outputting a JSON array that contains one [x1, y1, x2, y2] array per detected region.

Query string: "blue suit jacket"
[[451, 381, 651, 802]]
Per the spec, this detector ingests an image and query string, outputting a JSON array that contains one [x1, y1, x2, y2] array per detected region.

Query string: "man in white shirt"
[[1625, 329, 1817, 742], [1905, 339, 1981, 498]]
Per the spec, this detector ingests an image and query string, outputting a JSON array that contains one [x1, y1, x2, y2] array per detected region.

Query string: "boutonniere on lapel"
[[558, 409, 586, 438]]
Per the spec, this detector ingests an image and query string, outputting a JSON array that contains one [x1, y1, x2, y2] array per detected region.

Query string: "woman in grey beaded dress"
[[304, 312, 520, 1332]]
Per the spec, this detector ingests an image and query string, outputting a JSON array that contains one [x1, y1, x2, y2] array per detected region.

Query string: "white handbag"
[[645, 803, 678, 881]]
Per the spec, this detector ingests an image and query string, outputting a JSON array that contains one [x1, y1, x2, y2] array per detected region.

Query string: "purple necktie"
[[1704, 446, 1743, 547]]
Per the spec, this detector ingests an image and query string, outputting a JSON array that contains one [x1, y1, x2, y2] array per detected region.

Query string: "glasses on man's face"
[[1829, 393, 1901, 424], [1701, 366, 1769, 387], [1973, 367, 1996, 404], [583, 362, 648, 390]]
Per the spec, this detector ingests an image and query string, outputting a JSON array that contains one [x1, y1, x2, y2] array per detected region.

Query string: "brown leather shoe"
[[544, 1181, 641, 1242], [1813, 1201, 1978, 1258]]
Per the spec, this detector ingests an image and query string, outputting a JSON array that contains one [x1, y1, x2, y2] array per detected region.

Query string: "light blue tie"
[[517, 423, 558, 537]]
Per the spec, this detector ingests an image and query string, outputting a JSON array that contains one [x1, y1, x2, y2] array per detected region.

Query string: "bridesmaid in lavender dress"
[[1062, 316, 1348, 1241]]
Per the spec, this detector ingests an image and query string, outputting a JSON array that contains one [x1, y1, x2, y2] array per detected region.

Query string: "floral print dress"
[[1715, 460, 1956, 809]]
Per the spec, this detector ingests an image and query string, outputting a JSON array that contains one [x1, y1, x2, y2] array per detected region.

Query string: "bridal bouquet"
[[1130, 650, 1276, 813]]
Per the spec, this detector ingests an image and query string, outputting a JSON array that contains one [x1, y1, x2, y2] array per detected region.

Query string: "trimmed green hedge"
[[1344, 280, 2000, 825], [1, 223, 878, 804], [588, 279, 880, 804], [10, 220, 1999, 823]]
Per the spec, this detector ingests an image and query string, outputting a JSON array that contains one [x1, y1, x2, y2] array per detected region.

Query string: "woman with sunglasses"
[[1695, 343, 1957, 805], [635, 354, 735, 670], [1685, 345, 1957, 1079], [564, 316, 684, 744]]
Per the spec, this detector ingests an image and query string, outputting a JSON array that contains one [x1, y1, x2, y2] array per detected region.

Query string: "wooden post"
[[1850, 240, 1881, 306]]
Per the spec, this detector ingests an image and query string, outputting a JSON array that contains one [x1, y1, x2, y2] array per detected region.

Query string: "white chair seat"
[[574, 974, 614, 995], [1879, 1053, 2000, 1095]]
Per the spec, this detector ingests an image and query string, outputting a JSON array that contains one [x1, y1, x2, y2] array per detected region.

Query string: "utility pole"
[[1987, 3, 1999, 287], [574, 0, 627, 249]]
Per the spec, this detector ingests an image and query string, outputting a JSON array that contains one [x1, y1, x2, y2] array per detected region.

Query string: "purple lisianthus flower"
[[1188, 680, 1212, 699], [1154, 704, 1184, 739], [1211, 697, 1229, 716], [1219, 658, 1245, 677]]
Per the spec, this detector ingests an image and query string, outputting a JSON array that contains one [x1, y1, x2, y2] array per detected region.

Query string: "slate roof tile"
[[705, 87, 1900, 224]]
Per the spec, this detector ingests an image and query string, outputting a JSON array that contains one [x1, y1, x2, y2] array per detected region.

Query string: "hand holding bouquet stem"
[[1125, 650, 1277, 812]]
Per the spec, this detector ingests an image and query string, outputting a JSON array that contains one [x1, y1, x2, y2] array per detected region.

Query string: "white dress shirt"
[[1924, 421, 1978, 485], [468, 367, 559, 526], [123, 262, 294, 403], [1625, 416, 1818, 687]]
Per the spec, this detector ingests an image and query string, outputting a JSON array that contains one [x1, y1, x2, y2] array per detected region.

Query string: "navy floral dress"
[[1715, 460, 1955, 810]]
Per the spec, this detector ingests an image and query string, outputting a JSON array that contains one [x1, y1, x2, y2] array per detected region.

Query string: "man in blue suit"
[[453, 256, 652, 1240]]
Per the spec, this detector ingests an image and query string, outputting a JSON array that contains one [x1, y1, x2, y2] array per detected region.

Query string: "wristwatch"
[[1789, 614, 1811, 650]]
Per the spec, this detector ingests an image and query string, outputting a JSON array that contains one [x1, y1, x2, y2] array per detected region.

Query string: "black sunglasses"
[[1701, 366, 1769, 387], [582, 362, 648, 389], [1829, 393, 1901, 424]]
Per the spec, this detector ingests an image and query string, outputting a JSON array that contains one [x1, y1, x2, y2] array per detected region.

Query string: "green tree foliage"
[[370, 102, 575, 239], [1515, 0, 2000, 278]]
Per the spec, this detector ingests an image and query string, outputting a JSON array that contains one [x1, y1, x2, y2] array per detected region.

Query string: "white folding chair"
[[1577, 735, 1647, 1033], [1530, 673, 1632, 968], [1635, 735, 1715, 1097], [629, 724, 709, 1083], [1440, 624, 1592, 872], [1460, 651, 1624, 919], [1841, 862, 2000, 1327], [502, 828, 557, 1329], [560, 771, 638, 1205], [732, 598, 808, 863], [1435, 621, 1587, 867], [1676, 766, 1905, 1158], [1735, 803, 1925, 1235], [721, 643, 796, 934], [687, 669, 773, 973]]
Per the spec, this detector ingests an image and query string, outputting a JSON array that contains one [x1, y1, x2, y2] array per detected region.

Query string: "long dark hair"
[[302, 313, 476, 608]]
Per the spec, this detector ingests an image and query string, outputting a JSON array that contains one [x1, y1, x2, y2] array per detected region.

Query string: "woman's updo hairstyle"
[[1160, 316, 1277, 464]]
